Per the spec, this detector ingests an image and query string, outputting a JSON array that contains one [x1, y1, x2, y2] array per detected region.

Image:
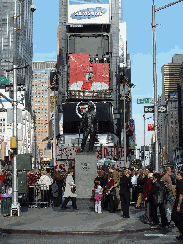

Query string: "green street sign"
[[137, 98, 154, 104], [0, 78, 9, 84]]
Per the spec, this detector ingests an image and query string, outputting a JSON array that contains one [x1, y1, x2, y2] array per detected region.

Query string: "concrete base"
[[76, 198, 94, 210]]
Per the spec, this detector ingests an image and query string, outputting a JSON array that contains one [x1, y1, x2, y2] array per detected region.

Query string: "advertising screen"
[[69, 54, 109, 90], [68, 0, 110, 24]]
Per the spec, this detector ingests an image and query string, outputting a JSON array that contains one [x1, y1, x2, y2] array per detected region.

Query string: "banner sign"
[[69, 54, 109, 90], [68, 0, 110, 24], [96, 146, 124, 159], [147, 124, 154, 131]]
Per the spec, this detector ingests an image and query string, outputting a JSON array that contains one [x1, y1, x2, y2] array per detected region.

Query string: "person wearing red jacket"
[[0, 169, 5, 183]]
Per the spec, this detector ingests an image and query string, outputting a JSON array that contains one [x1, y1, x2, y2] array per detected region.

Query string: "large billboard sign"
[[69, 54, 109, 90], [68, 0, 110, 24]]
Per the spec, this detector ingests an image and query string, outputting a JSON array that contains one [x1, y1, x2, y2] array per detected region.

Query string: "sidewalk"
[[0, 205, 159, 235]]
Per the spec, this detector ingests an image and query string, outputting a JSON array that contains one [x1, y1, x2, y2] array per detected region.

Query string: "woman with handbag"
[[61, 168, 78, 210], [149, 173, 168, 227]]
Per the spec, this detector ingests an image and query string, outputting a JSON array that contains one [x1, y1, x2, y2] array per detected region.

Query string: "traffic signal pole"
[[11, 6, 20, 216], [152, 0, 183, 172]]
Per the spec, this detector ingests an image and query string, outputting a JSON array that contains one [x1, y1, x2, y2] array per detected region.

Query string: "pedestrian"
[[109, 165, 121, 210], [94, 180, 103, 213], [143, 172, 153, 224], [161, 167, 175, 223], [171, 171, 183, 240], [27, 170, 39, 206], [131, 170, 138, 204], [120, 170, 132, 218], [61, 168, 78, 210], [51, 170, 64, 207], [149, 173, 168, 227], [136, 170, 145, 209], [103, 172, 109, 210], [3, 170, 12, 193], [107, 172, 117, 213], [38, 170, 53, 208]]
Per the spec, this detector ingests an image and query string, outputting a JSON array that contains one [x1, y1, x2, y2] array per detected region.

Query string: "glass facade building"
[[0, 0, 34, 109]]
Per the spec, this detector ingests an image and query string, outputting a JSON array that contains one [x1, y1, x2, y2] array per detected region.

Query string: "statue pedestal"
[[75, 152, 97, 209]]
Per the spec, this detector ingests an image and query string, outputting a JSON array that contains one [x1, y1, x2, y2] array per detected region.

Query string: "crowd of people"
[[0, 165, 183, 240], [93, 165, 183, 241]]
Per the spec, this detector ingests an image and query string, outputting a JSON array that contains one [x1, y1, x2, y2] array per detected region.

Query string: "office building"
[[161, 54, 183, 102], [0, 0, 35, 110], [32, 61, 56, 160]]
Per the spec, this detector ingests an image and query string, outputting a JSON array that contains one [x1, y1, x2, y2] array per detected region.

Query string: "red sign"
[[69, 54, 109, 90], [96, 147, 124, 159], [147, 124, 155, 131]]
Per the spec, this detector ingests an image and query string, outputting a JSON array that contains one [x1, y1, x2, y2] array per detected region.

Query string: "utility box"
[[17, 154, 32, 171], [18, 171, 27, 194]]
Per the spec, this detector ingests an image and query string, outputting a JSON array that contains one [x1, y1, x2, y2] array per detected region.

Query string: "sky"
[[33, 0, 183, 149]]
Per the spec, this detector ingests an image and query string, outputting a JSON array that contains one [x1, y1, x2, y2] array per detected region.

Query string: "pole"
[[11, 2, 20, 216], [143, 114, 145, 168], [152, 1, 159, 172], [124, 96, 126, 168], [152, 0, 183, 172], [33, 110, 37, 170], [53, 88, 56, 168]]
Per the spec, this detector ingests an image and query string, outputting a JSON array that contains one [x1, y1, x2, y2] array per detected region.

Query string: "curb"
[[0, 227, 160, 236]]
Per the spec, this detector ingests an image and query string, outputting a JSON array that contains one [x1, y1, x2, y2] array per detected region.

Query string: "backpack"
[[51, 181, 58, 197]]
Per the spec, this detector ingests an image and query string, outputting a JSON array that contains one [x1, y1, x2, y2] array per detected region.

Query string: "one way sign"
[[144, 106, 154, 113], [158, 105, 167, 113]]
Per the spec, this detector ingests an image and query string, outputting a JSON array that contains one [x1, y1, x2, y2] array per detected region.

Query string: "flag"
[[147, 124, 154, 131]]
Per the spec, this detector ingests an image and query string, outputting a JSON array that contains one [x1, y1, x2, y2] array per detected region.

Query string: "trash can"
[[1, 193, 12, 215]]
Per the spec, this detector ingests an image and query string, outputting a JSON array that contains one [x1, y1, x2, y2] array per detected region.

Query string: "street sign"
[[144, 106, 154, 113], [158, 105, 167, 113], [137, 98, 154, 104], [0, 78, 9, 84]]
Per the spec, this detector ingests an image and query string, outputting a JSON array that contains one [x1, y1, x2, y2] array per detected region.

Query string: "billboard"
[[68, 0, 110, 24], [69, 54, 109, 90]]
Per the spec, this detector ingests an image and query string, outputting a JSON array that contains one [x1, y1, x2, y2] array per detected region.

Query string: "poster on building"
[[58, 113, 63, 134], [69, 54, 109, 90], [68, 0, 110, 24]]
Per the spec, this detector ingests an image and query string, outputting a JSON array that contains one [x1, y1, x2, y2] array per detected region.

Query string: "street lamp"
[[152, 0, 183, 172]]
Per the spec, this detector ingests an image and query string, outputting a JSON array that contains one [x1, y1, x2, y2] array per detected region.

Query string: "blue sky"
[[33, 0, 183, 149]]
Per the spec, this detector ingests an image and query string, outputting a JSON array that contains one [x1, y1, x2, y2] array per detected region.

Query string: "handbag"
[[71, 185, 76, 194]]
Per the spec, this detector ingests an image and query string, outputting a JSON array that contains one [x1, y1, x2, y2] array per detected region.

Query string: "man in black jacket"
[[149, 173, 168, 227], [171, 171, 183, 240], [119, 170, 132, 218]]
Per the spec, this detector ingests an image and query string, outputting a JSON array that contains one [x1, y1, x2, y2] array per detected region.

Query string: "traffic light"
[[141, 151, 144, 160]]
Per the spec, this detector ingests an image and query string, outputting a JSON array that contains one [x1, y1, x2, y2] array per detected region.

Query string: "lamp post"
[[152, 0, 183, 172]]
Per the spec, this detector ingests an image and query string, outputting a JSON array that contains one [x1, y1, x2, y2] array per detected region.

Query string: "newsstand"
[[1, 193, 12, 216]]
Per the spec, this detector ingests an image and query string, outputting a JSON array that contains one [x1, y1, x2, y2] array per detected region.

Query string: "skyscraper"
[[0, 0, 35, 109], [161, 54, 183, 102], [32, 61, 56, 160]]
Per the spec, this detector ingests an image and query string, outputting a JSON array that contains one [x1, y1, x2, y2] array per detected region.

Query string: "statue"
[[77, 101, 98, 152]]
